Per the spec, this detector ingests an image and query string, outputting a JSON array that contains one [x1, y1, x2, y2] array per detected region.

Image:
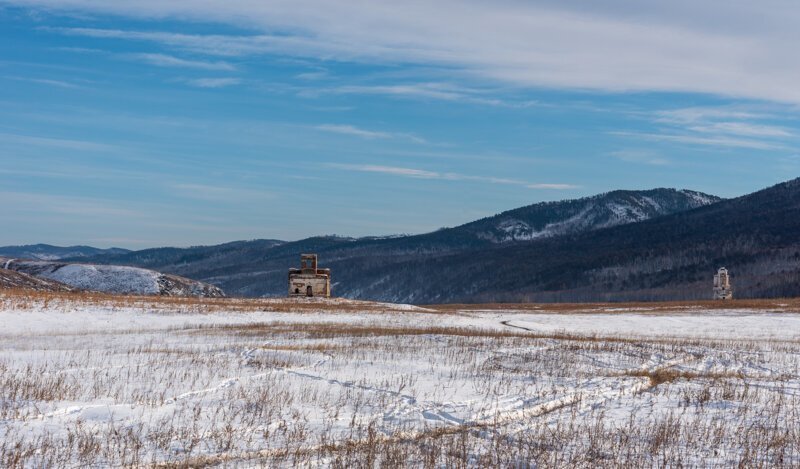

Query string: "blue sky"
[[1, 1, 799, 248]]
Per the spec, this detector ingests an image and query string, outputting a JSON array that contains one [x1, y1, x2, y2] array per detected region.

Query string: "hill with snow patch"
[[1, 258, 224, 297]]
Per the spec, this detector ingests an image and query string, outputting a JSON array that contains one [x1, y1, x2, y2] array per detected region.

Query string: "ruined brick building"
[[288, 254, 331, 298], [713, 267, 733, 300]]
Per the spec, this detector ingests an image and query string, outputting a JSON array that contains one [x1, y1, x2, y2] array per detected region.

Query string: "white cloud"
[[23, 1, 800, 104], [329, 84, 466, 101], [331, 164, 439, 179], [330, 164, 575, 189], [129, 53, 235, 71], [295, 70, 328, 80], [653, 107, 769, 126], [613, 131, 785, 151], [171, 183, 273, 201], [0, 132, 115, 151], [316, 124, 392, 140], [25, 77, 81, 88], [2, 75, 81, 88], [688, 122, 791, 138], [186, 77, 241, 88], [652, 107, 792, 138], [315, 124, 426, 143], [320, 83, 537, 107], [53, 46, 104, 54], [618, 104, 796, 151]]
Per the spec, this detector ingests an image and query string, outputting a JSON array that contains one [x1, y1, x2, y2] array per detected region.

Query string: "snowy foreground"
[[1, 294, 800, 467]]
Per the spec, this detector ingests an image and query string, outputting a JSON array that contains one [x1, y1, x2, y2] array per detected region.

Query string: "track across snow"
[[1, 296, 799, 466]]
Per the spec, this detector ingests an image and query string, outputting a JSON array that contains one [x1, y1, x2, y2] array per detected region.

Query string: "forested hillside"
[[70, 188, 724, 301]]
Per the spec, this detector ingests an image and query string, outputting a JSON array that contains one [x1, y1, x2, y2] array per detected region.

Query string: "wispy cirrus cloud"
[[315, 124, 426, 143], [316, 124, 392, 140], [616, 105, 796, 151], [295, 70, 328, 81], [328, 84, 466, 101], [0, 132, 115, 151], [330, 164, 577, 189], [653, 107, 770, 126], [26, 2, 800, 104], [45, 27, 289, 57], [333, 164, 438, 178], [2, 75, 81, 89], [185, 77, 241, 88], [170, 183, 273, 202], [654, 107, 792, 137], [612, 131, 785, 151], [687, 122, 792, 138], [52, 46, 105, 54], [129, 53, 235, 71], [310, 83, 537, 107]]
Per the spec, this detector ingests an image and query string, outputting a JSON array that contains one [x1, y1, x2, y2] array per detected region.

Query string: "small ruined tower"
[[713, 267, 733, 300], [288, 254, 331, 298]]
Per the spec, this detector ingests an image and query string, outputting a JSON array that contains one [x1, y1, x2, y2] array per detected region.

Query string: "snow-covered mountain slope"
[[459, 189, 721, 243], [0, 268, 77, 292], [73, 188, 722, 299], [0, 258, 224, 297], [0, 244, 130, 261]]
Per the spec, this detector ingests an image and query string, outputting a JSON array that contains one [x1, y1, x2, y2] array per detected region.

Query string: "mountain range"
[[9, 180, 800, 303], [46, 187, 726, 302], [0, 244, 130, 261]]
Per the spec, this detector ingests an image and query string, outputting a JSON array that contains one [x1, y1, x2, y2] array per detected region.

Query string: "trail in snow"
[[500, 319, 533, 332], [185, 352, 704, 467], [6, 301, 798, 467]]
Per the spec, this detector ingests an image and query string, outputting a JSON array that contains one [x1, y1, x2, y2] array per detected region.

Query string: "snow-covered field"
[[1, 293, 799, 467]]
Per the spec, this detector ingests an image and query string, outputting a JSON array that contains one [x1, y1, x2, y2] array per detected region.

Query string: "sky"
[[1, 1, 800, 248]]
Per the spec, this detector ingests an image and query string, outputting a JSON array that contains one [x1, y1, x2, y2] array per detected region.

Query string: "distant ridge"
[[66, 188, 721, 300], [330, 177, 800, 303], [441, 188, 720, 244], [0, 244, 130, 261]]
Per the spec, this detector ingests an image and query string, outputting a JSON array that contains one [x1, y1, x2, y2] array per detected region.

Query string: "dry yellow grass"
[[0, 288, 435, 314], [5, 286, 800, 316], [2, 287, 799, 467]]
